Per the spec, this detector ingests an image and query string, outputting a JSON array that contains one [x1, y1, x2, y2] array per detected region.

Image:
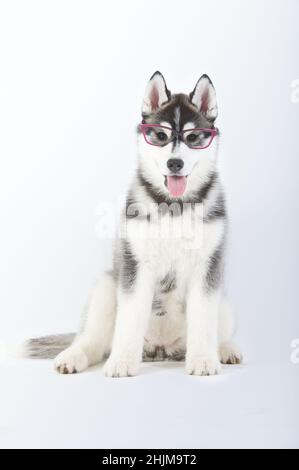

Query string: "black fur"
[[137, 168, 216, 207], [143, 346, 185, 362], [191, 172, 217, 204], [204, 192, 226, 222], [137, 169, 171, 206], [160, 271, 176, 293], [155, 310, 167, 317], [142, 93, 213, 129], [125, 191, 150, 221], [205, 241, 224, 292], [120, 240, 138, 291]]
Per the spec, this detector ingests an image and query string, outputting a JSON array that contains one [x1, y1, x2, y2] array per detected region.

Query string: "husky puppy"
[[27, 72, 242, 376]]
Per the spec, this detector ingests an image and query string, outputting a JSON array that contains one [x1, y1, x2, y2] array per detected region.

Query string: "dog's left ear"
[[189, 74, 218, 122], [142, 71, 171, 115]]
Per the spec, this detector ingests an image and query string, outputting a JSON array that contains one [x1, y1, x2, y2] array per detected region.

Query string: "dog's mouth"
[[164, 175, 187, 197]]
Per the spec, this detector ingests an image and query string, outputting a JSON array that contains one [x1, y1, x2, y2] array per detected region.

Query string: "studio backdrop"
[[0, 0, 298, 449]]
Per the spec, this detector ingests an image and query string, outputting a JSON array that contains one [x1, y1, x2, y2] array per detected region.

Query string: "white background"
[[0, 0, 298, 448]]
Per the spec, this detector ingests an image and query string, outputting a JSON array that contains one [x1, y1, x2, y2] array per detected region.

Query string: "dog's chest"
[[136, 235, 200, 282], [127, 216, 223, 281]]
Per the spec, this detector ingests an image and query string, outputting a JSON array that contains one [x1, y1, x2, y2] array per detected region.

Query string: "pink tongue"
[[166, 175, 187, 197]]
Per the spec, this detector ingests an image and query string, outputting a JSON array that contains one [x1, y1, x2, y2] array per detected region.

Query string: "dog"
[[26, 72, 242, 377]]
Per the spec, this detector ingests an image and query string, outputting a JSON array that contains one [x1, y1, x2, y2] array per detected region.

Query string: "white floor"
[[0, 358, 298, 449]]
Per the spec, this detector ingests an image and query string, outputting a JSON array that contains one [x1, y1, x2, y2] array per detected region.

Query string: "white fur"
[[54, 213, 240, 376], [137, 121, 218, 187], [55, 272, 116, 373]]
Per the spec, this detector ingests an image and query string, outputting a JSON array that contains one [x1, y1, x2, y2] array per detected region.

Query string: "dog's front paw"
[[219, 341, 243, 365], [186, 355, 221, 376], [54, 346, 89, 374], [104, 355, 139, 378]]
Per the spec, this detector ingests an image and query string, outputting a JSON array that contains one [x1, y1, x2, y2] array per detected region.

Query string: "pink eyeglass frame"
[[140, 123, 218, 149]]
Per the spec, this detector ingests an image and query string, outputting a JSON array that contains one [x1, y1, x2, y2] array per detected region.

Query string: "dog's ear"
[[142, 71, 171, 115], [189, 74, 218, 122]]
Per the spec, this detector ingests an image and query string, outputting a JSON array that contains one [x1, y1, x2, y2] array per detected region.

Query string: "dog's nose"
[[167, 158, 184, 173]]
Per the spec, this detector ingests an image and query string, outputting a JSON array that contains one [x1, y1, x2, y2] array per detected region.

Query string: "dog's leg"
[[54, 272, 116, 374], [186, 279, 221, 376], [218, 298, 243, 364], [104, 267, 154, 377]]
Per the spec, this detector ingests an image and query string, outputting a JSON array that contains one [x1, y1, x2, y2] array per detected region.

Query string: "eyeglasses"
[[140, 123, 218, 149]]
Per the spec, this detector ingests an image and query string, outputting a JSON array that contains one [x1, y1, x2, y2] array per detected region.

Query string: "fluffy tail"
[[24, 333, 75, 359]]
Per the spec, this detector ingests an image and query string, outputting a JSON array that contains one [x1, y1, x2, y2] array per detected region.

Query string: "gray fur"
[[120, 239, 138, 291], [137, 168, 217, 208], [205, 241, 225, 292], [152, 297, 167, 316], [204, 192, 226, 222], [160, 270, 176, 293], [125, 190, 150, 221], [27, 333, 186, 362], [26, 333, 75, 359], [155, 310, 167, 317], [152, 298, 163, 311], [143, 346, 185, 362], [142, 92, 213, 128]]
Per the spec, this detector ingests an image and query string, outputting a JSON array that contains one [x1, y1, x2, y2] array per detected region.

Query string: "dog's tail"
[[24, 333, 75, 359], [0, 333, 75, 360]]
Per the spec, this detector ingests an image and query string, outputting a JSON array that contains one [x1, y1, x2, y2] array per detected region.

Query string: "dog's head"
[[137, 72, 219, 199]]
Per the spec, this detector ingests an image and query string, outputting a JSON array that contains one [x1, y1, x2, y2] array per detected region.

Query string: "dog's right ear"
[[142, 71, 171, 115]]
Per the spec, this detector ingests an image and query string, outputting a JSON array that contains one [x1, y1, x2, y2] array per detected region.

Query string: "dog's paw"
[[219, 341, 243, 365], [186, 355, 221, 376], [54, 346, 89, 374], [104, 355, 139, 378]]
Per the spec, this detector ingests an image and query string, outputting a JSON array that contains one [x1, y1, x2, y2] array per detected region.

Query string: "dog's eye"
[[203, 131, 212, 139], [186, 133, 197, 142], [156, 132, 167, 142]]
